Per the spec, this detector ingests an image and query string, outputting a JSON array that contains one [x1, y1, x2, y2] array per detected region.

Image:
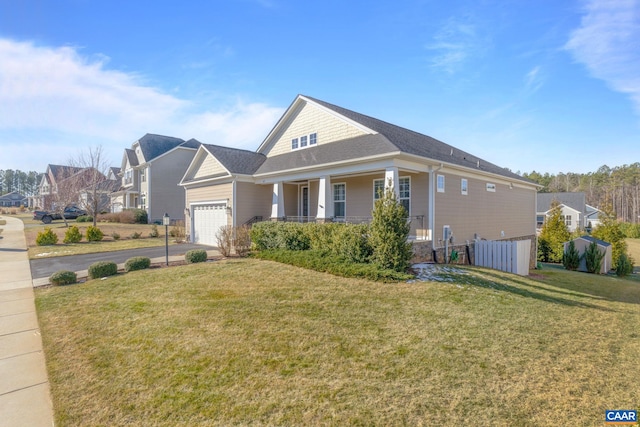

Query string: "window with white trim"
[[373, 177, 410, 213], [291, 133, 317, 151], [461, 178, 468, 195], [399, 177, 410, 213], [437, 174, 445, 193], [333, 183, 346, 218], [486, 183, 496, 192]]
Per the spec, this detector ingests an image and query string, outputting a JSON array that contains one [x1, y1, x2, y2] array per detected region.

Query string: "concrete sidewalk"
[[0, 216, 54, 427]]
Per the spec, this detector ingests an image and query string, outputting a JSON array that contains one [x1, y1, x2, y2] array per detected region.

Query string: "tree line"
[[0, 169, 41, 196], [522, 163, 640, 223]]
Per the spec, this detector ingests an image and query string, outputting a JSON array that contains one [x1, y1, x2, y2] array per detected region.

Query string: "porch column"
[[271, 182, 285, 219], [317, 175, 333, 221], [385, 167, 400, 199]]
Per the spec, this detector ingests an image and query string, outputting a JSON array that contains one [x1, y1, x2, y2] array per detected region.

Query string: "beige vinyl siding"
[[148, 148, 196, 223], [266, 102, 368, 157], [283, 184, 298, 216], [194, 155, 228, 179], [235, 182, 272, 225], [435, 174, 536, 243]]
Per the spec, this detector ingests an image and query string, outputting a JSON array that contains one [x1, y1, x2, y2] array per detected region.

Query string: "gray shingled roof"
[[296, 96, 530, 182], [137, 134, 185, 162], [125, 149, 139, 167], [537, 192, 586, 213], [202, 143, 266, 175], [182, 138, 203, 150], [575, 235, 611, 247]]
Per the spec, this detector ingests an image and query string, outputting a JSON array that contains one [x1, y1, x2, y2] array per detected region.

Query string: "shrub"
[[86, 226, 104, 242], [49, 270, 77, 286], [130, 231, 142, 239], [584, 241, 605, 274], [124, 256, 151, 272], [254, 250, 412, 283], [562, 240, 580, 271], [250, 222, 310, 251], [76, 215, 93, 223], [131, 209, 148, 224], [170, 220, 186, 242], [63, 225, 83, 244], [36, 228, 58, 246], [615, 253, 634, 277], [216, 225, 234, 257], [88, 261, 118, 279], [368, 183, 412, 272], [234, 226, 252, 257], [98, 210, 135, 224], [185, 249, 208, 264], [111, 232, 121, 240], [149, 224, 159, 238]]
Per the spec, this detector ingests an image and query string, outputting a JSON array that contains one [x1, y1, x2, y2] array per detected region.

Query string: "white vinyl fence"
[[474, 239, 531, 276]]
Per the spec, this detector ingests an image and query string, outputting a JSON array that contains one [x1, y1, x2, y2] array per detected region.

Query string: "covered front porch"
[[261, 165, 435, 241]]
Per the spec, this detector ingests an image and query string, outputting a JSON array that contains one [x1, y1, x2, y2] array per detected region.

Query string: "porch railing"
[[283, 215, 425, 227]]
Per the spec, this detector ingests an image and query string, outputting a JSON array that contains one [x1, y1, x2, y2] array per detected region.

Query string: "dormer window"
[[291, 132, 317, 151]]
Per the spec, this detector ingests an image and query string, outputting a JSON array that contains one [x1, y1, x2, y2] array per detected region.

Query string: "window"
[[486, 183, 496, 192], [125, 169, 133, 185], [437, 174, 445, 193], [333, 183, 346, 218], [373, 179, 385, 201], [373, 177, 410, 213], [537, 215, 545, 227], [562, 215, 572, 226], [140, 193, 146, 210], [399, 177, 410, 214], [461, 178, 468, 195], [140, 168, 146, 183], [291, 133, 317, 151]]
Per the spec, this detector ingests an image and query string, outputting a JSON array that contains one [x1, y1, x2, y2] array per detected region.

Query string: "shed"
[[564, 235, 612, 274]]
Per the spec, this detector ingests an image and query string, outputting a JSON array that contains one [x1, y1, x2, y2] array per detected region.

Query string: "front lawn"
[[36, 259, 640, 426]]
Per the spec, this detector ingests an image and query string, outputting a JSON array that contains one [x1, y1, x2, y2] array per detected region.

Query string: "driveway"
[[30, 243, 216, 279]]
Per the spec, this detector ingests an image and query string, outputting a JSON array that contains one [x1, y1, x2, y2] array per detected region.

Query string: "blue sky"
[[1, 0, 638, 174]]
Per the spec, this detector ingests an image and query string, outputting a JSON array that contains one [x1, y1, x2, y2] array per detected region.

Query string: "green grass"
[[36, 259, 640, 426]]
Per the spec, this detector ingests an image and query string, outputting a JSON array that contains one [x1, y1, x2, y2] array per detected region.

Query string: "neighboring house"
[[36, 164, 85, 210], [79, 167, 121, 214], [536, 192, 601, 232], [0, 191, 27, 207], [564, 235, 612, 274], [180, 95, 539, 255], [110, 134, 200, 223]]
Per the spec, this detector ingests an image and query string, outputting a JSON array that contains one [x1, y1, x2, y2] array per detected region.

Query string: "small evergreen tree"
[[584, 241, 605, 274], [615, 253, 634, 277], [537, 200, 570, 263], [591, 204, 627, 266], [63, 225, 83, 244], [562, 240, 580, 271], [368, 181, 412, 272]]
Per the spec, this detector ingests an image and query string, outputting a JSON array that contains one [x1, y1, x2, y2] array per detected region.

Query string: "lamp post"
[[163, 213, 170, 266]]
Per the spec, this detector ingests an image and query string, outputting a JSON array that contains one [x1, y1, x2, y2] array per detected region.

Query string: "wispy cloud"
[[524, 65, 545, 95], [426, 15, 490, 74], [565, 0, 640, 114], [0, 39, 283, 170]]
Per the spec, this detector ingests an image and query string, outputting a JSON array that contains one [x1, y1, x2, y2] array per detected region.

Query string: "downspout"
[[429, 164, 444, 260], [232, 178, 237, 228], [146, 166, 151, 223]]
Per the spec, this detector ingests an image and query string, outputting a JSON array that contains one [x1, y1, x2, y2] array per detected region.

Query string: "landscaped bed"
[[35, 258, 640, 426]]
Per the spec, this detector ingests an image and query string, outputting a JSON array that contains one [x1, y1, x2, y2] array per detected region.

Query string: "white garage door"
[[192, 203, 227, 246]]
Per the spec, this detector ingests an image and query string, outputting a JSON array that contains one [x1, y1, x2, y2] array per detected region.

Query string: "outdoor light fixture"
[[163, 213, 170, 266]]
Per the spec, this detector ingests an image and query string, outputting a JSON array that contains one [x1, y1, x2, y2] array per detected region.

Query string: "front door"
[[301, 186, 309, 220]]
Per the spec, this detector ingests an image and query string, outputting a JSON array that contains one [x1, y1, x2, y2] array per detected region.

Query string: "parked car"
[[33, 207, 87, 224]]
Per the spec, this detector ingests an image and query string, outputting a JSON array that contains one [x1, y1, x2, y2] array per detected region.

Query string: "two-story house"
[[110, 134, 200, 223], [536, 192, 602, 233], [36, 164, 85, 210]]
